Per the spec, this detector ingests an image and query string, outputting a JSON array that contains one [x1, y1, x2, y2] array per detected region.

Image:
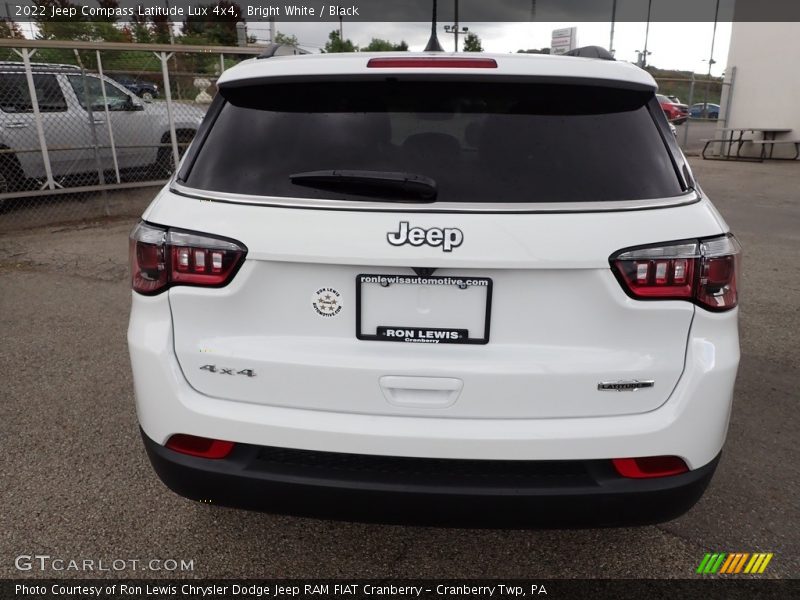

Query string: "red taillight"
[[367, 57, 498, 69], [612, 456, 689, 478], [130, 222, 247, 295], [165, 434, 235, 459], [611, 234, 741, 311]]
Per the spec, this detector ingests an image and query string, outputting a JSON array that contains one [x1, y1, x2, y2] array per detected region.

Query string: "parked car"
[[129, 51, 741, 527], [690, 103, 720, 119], [0, 62, 204, 193], [666, 95, 689, 112], [113, 75, 159, 101], [656, 93, 689, 124]]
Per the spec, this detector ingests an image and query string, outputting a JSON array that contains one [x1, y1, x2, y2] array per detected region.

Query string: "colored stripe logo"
[[696, 552, 773, 574]]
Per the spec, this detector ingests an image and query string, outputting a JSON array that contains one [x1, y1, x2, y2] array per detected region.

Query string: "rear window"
[[0, 74, 67, 113], [182, 80, 683, 203]]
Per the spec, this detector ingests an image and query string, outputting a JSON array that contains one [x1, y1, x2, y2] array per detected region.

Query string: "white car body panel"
[[129, 288, 738, 469], [219, 52, 658, 90], [143, 189, 727, 420]]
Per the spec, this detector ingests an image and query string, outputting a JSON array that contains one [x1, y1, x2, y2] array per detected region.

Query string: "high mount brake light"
[[610, 234, 741, 312], [129, 222, 247, 295], [367, 57, 498, 69]]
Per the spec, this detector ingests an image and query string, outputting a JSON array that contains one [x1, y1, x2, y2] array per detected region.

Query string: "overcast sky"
[[246, 21, 731, 76]]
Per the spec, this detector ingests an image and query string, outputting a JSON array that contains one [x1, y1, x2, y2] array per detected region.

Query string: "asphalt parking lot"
[[1, 158, 798, 580]]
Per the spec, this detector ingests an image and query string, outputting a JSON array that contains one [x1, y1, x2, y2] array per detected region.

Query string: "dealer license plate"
[[356, 274, 492, 345]]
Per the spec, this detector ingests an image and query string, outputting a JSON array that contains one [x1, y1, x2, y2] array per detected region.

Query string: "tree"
[[0, 18, 25, 39], [181, 1, 242, 46], [273, 32, 299, 47], [517, 47, 550, 54], [33, 0, 125, 42], [363, 38, 409, 52], [323, 30, 358, 53], [92, 0, 128, 43], [130, 6, 152, 44], [149, 13, 172, 44], [462, 32, 483, 52], [32, 1, 127, 66]]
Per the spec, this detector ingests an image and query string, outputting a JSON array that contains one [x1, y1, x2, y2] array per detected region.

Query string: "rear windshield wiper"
[[289, 170, 437, 201]]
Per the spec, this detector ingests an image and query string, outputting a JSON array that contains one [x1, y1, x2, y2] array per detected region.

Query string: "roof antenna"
[[424, 0, 445, 51]]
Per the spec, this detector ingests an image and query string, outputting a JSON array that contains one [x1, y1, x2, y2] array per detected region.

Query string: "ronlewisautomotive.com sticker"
[[312, 287, 342, 317]]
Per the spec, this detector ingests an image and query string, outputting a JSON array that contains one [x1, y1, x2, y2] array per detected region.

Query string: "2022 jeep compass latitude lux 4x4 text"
[[128, 52, 740, 527]]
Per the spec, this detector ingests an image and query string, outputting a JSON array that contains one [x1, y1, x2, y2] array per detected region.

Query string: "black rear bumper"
[[141, 429, 719, 527]]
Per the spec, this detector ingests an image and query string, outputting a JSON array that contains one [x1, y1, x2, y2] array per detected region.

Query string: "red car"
[[657, 94, 689, 124]]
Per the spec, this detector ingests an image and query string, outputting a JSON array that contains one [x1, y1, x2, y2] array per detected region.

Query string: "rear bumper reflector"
[[165, 434, 235, 459], [612, 456, 689, 478]]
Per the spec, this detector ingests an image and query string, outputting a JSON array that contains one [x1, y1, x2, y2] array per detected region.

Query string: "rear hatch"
[[156, 67, 723, 420]]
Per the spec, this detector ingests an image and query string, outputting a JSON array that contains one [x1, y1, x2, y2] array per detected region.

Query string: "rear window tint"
[[182, 81, 683, 203], [0, 74, 67, 113]]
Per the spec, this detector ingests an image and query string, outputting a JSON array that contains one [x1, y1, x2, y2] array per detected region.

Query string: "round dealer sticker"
[[312, 287, 343, 318]]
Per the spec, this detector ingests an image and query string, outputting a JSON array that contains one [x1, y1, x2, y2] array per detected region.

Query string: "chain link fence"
[[0, 40, 261, 231], [653, 72, 733, 156]]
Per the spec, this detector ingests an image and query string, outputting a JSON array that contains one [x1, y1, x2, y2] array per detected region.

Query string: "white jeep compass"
[[128, 51, 740, 526]]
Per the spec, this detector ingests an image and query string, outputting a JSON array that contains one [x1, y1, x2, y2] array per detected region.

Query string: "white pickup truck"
[[0, 62, 205, 192]]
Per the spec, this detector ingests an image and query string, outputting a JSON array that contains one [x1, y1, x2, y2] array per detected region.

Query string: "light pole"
[[641, 0, 652, 68], [444, 0, 469, 52], [444, 25, 469, 52], [609, 0, 617, 55], [703, 0, 721, 118], [164, 0, 175, 45]]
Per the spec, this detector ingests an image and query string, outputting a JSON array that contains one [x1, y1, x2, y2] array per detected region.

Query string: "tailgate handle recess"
[[379, 376, 463, 409]]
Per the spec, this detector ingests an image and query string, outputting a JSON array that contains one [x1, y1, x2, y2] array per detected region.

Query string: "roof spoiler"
[[257, 43, 307, 59], [564, 46, 615, 60]]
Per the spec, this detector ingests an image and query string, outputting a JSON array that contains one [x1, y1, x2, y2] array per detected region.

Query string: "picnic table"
[[701, 127, 799, 161]]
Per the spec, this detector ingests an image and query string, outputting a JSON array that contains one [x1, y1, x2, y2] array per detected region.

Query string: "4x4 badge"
[[387, 222, 463, 252]]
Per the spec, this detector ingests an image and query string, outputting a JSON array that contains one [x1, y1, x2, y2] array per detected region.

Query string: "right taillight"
[[611, 234, 741, 311], [130, 222, 247, 295]]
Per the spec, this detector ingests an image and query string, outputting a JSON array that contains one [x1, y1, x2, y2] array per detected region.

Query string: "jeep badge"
[[387, 222, 464, 252]]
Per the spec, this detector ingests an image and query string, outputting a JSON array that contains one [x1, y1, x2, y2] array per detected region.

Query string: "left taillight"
[[610, 234, 741, 312], [129, 222, 247, 295]]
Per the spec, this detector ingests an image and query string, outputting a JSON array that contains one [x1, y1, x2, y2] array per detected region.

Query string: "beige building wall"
[[722, 22, 800, 144]]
